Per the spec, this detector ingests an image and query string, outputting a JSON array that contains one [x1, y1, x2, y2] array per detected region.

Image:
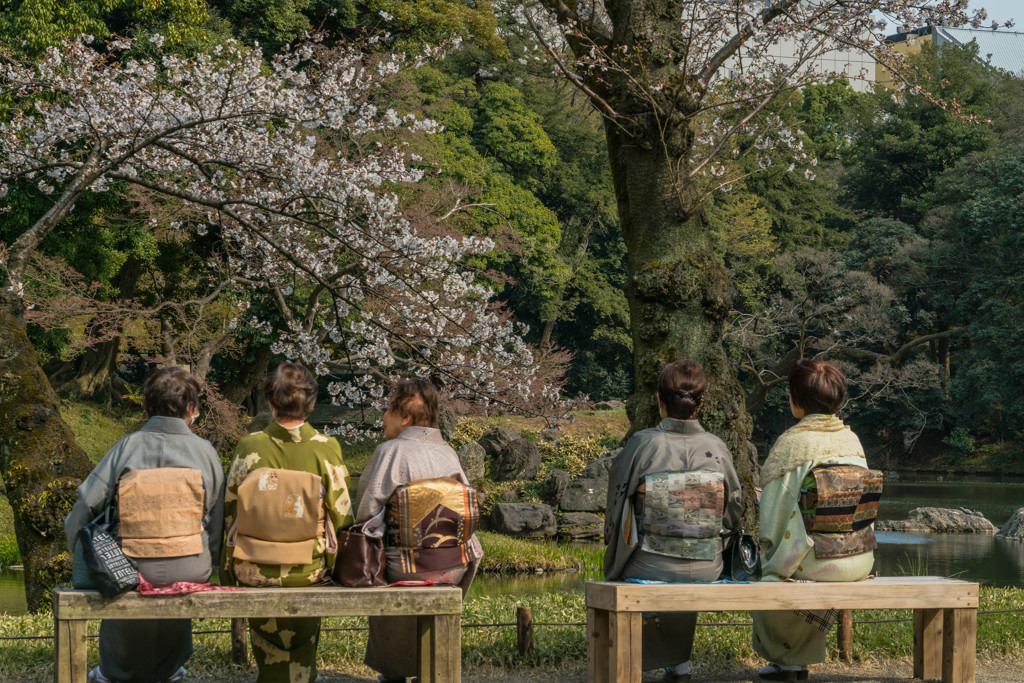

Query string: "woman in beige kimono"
[[223, 362, 354, 683], [604, 360, 744, 683], [356, 378, 482, 683], [754, 359, 877, 682]]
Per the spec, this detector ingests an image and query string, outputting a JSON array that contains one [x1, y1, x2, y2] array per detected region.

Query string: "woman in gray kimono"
[[604, 360, 744, 683], [356, 378, 482, 683], [65, 367, 225, 683]]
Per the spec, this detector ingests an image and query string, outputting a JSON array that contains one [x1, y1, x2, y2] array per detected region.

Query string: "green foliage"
[[0, 497, 18, 567], [59, 402, 143, 463], [943, 427, 976, 460], [538, 434, 606, 478], [0, 0, 209, 54], [474, 531, 600, 573]]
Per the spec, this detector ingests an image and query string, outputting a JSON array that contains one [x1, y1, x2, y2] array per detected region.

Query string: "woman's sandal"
[[757, 663, 809, 681]]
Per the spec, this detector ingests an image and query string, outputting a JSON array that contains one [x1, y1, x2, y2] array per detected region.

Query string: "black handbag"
[[721, 530, 762, 582], [72, 507, 113, 590], [77, 522, 139, 597]]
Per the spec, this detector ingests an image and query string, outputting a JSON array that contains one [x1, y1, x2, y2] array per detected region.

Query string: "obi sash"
[[799, 464, 883, 559], [118, 467, 205, 559], [634, 470, 725, 561], [386, 476, 480, 574], [232, 468, 326, 566]]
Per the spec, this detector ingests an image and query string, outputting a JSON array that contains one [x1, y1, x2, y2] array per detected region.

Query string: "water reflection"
[[873, 532, 1024, 588], [878, 473, 1024, 527], [0, 569, 27, 615]]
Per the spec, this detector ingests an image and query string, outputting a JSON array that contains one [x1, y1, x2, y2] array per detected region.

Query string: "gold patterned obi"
[[799, 464, 883, 559], [386, 476, 480, 573]]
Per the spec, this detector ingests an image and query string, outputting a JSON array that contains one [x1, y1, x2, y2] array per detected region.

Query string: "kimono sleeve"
[[758, 464, 814, 580], [221, 435, 263, 583]]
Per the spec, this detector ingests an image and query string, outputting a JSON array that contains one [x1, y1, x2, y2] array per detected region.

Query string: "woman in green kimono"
[[754, 359, 877, 682], [604, 360, 744, 683], [223, 363, 354, 683]]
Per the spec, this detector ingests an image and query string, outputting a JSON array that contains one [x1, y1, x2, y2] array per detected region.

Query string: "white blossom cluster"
[[0, 37, 560, 433]]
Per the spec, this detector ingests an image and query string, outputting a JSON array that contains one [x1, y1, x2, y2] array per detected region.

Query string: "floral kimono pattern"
[[224, 421, 353, 683]]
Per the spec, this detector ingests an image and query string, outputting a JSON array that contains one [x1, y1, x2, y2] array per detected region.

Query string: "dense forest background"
[[3, 0, 1024, 469]]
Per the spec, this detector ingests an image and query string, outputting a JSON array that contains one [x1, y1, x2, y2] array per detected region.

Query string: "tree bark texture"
[[221, 345, 274, 409], [594, 0, 757, 527], [59, 337, 121, 402], [0, 301, 93, 611]]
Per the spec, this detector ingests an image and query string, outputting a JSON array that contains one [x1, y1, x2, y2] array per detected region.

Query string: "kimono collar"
[[760, 414, 856, 487], [266, 420, 318, 444], [657, 417, 706, 435], [140, 416, 195, 435], [396, 426, 447, 445]]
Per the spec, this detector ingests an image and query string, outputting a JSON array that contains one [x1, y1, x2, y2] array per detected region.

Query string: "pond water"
[[2, 473, 1022, 615]]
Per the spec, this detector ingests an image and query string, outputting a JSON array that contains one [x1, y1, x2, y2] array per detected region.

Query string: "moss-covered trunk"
[[0, 300, 93, 611], [604, 130, 757, 527]]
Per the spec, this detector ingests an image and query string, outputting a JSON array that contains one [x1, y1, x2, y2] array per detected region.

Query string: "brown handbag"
[[332, 524, 387, 587]]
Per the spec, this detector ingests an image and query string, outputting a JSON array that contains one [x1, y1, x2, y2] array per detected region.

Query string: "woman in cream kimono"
[[223, 363, 353, 683], [356, 378, 482, 683], [754, 359, 877, 682], [604, 360, 744, 683]]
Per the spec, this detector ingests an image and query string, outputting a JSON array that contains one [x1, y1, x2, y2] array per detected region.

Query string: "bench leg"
[[941, 608, 976, 683], [417, 614, 460, 683], [54, 618, 88, 683], [608, 611, 642, 683], [914, 608, 943, 680], [587, 608, 609, 683]]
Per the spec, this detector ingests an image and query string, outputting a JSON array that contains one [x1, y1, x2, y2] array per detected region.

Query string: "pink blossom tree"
[[521, 0, 1004, 514], [0, 37, 557, 609]]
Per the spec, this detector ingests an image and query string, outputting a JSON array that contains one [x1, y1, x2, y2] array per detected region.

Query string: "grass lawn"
[[2, 586, 1023, 681]]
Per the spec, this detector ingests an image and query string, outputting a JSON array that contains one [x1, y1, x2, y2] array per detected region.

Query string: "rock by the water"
[[491, 503, 557, 538], [540, 469, 571, 506], [581, 453, 617, 478], [559, 453, 617, 512], [478, 427, 519, 457], [558, 512, 604, 540], [594, 400, 626, 411], [997, 507, 1024, 541], [560, 477, 607, 512], [876, 507, 998, 534], [457, 442, 486, 482], [490, 437, 542, 482]]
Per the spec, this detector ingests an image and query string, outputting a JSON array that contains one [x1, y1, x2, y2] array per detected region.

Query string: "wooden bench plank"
[[942, 608, 976, 683], [54, 586, 462, 620], [586, 577, 979, 612]]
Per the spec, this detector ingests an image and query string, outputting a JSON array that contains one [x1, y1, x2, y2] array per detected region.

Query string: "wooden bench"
[[53, 585, 462, 683], [586, 576, 979, 683]]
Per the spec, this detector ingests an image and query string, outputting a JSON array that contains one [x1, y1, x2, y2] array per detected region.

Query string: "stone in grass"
[[539, 469, 571, 506], [478, 427, 519, 457], [594, 400, 626, 411], [457, 442, 486, 482], [496, 439, 542, 481], [491, 503, 557, 538], [558, 512, 604, 540], [997, 507, 1024, 541]]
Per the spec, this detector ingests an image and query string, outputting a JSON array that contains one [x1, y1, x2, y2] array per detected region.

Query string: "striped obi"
[[799, 464, 883, 559], [635, 470, 725, 561], [386, 476, 480, 573]]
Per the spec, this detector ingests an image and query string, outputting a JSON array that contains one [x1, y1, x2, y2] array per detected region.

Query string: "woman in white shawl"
[[754, 359, 876, 682]]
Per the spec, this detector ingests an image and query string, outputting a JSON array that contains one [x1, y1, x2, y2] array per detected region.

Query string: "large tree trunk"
[[221, 345, 274, 410], [604, 124, 757, 529], [0, 300, 93, 611], [58, 337, 121, 402]]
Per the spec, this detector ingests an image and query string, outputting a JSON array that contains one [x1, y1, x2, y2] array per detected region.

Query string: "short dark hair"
[[657, 359, 706, 420], [143, 367, 200, 419], [788, 359, 846, 415], [263, 363, 318, 421], [388, 378, 439, 428]]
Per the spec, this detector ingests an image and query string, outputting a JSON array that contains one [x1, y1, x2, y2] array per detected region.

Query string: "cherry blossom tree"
[[0, 36, 559, 609], [518, 0, 1003, 518]]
